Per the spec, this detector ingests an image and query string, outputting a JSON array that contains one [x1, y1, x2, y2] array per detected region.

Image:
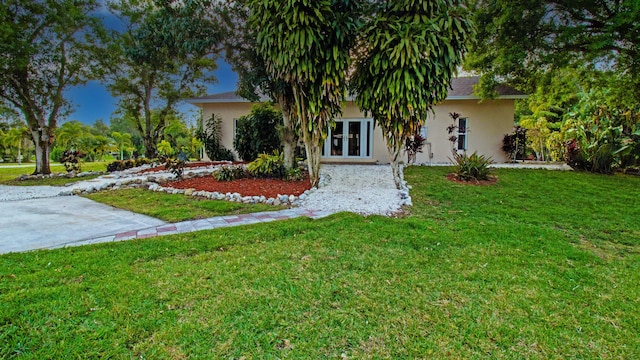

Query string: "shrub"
[[501, 126, 527, 162], [451, 151, 493, 181], [196, 114, 235, 161], [234, 104, 283, 161], [247, 151, 285, 178], [60, 150, 85, 173], [213, 165, 247, 181], [405, 133, 426, 164], [50, 147, 65, 163], [285, 167, 304, 181]]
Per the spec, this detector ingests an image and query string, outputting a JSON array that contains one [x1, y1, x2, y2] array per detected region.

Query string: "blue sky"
[[63, 3, 239, 126], [64, 59, 238, 126]]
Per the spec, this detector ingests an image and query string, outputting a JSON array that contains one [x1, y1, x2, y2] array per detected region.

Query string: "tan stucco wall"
[[416, 99, 515, 164], [195, 102, 254, 160], [194, 98, 515, 164]]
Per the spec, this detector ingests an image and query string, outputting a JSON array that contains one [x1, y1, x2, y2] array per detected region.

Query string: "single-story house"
[[187, 76, 526, 164]]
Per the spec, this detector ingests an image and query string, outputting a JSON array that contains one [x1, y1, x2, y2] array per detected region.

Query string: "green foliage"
[[157, 140, 173, 157], [233, 104, 283, 161], [450, 151, 493, 181], [220, 1, 298, 169], [85, 188, 277, 223], [3, 168, 640, 358], [563, 91, 640, 174], [466, 1, 640, 105], [249, 0, 360, 187], [213, 165, 247, 182], [195, 113, 234, 161], [0, 0, 103, 174], [501, 127, 528, 162], [105, 0, 222, 158], [247, 151, 285, 178], [351, 0, 473, 187], [59, 150, 86, 173], [404, 133, 426, 165], [285, 166, 303, 181], [106, 158, 150, 172]]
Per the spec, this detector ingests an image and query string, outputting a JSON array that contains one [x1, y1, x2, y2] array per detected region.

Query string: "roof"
[[187, 76, 526, 104]]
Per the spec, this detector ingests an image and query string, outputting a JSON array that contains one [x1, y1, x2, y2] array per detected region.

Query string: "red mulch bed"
[[167, 175, 312, 198], [446, 173, 498, 186]]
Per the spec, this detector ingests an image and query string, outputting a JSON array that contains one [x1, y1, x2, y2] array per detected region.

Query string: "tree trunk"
[[387, 141, 403, 189], [144, 137, 157, 159], [280, 106, 297, 170], [31, 128, 52, 175], [303, 138, 322, 188]]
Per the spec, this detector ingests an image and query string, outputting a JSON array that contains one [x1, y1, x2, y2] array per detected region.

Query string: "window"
[[457, 117, 468, 151]]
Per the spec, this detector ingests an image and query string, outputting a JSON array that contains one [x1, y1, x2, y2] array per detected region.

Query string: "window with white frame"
[[457, 117, 468, 151]]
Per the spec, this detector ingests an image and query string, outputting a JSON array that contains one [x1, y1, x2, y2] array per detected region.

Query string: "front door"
[[323, 119, 373, 159]]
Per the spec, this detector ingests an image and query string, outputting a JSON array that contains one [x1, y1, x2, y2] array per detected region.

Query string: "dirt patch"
[[446, 173, 498, 186], [167, 175, 312, 198]]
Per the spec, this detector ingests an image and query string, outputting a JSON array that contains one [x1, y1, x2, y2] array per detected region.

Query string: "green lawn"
[[0, 162, 108, 185], [1, 167, 639, 358], [85, 188, 280, 222]]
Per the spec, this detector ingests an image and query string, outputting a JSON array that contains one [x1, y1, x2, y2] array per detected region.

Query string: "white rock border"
[[65, 162, 314, 208]]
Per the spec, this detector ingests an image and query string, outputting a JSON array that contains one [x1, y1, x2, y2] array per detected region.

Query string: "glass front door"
[[323, 119, 372, 159]]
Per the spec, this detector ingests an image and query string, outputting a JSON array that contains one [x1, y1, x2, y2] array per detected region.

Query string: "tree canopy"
[[104, 0, 222, 158], [466, 0, 640, 104], [0, 0, 103, 174], [249, 0, 361, 187], [351, 0, 473, 187]]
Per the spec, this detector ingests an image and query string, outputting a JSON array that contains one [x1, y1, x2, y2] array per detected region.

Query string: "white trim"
[[322, 119, 373, 159]]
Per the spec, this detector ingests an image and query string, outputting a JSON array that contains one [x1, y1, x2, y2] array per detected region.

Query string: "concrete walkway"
[[49, 208, 333, 251]]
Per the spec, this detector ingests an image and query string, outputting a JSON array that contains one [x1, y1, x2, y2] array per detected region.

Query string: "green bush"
[[195, 114, 235, 161], [247, 151, 285, 178], [233, 104, 283, 161], [213, 165, 247, 181], [451, 151, 493, 181], [107, 158, 146, 172], [285, 167, 304, 181], [50, 147, 65, 163]]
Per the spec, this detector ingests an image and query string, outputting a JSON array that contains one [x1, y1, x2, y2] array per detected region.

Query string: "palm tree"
[[110, 131, 133, 160], [3, 127, 30, 164]]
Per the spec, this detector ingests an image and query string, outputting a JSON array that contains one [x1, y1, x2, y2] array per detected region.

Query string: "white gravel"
[[0, 185, 64, 202], [1, 164, 408, 216], [299, 165, 407, 216]]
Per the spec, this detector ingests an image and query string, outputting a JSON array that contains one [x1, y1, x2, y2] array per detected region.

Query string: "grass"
[[84, 188, 280, 222], [1, 167, 639, 358], [0, 161, 108, 185]]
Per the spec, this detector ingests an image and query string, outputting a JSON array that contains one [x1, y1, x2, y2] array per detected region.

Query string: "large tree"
[[466, 0, 640, 104], [104, 0, 222, 158], [351, 0, 473, 188], [249, 0, 361, 187], [221, 0, 298, 170], [0, 0, 102, 174]]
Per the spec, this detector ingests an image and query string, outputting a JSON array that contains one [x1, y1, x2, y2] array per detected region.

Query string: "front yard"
[[1, 167, 638, 358]]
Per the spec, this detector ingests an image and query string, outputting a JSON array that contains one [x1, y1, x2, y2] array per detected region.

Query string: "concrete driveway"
[[0, 192, 166, 254]]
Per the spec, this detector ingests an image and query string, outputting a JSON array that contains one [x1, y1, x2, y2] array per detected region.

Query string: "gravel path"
[[299, 165, 407, 216]]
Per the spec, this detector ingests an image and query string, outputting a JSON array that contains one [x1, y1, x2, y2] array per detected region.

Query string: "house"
[[187, 76, 526, 164]]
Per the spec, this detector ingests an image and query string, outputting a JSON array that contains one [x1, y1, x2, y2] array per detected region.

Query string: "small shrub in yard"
[[247, 151, 285, 178], [213, 165, 247, 181], [107, 158, 151, 172], [60, 150, 85, 172], [451, 151, 493, 181], [285, 167, 304, 181]]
